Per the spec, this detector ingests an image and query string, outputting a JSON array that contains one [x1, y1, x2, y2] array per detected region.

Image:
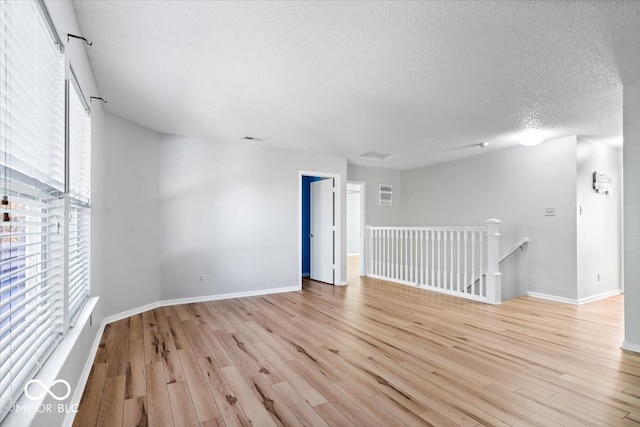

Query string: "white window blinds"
[[0, 0, 66, 419], [67, 74, 91, 323]]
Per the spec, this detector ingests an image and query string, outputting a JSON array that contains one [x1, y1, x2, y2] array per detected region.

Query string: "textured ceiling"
[[71, 0, 640, 171]]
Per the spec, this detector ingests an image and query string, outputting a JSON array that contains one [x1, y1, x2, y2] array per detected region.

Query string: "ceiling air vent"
[[357, 151, 391, 161]]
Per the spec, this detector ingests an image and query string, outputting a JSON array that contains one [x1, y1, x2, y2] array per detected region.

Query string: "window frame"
[[0, 0, 92, 421]]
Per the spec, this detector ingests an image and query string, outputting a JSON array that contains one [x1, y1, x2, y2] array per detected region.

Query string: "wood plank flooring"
[[74, 258, 640, 426]]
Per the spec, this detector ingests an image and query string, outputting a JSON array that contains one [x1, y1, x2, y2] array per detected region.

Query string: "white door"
[[310, 178, 335, 284]]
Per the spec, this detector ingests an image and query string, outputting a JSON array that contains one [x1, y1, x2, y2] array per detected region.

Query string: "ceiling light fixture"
[[520, 136, 544, 146], [479, 142, 489, 148], [357, 151, 391, 161]]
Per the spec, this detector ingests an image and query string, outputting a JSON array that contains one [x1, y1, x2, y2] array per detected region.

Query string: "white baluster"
[[406, 229, 410, 283], [456, 230, 461, 292], [367, 227, 372, 276], [398, 230, 406, 280], [388, 228, 392, 279], [376, 229, 380, 275], [471, 231, 476, 295], [431, 230, 435, 287], [415, 230, 420, 285], [463, 231, 468, 293], [381, 230, 388, 277], [391, 229, 396, 280], [419, 230, 424, 285], [436, 230, 441, 288], [388, 229, 392, 279], [396, 229, 400, 280], [449, 230, 454, 290], [396, 228, 400, 281], [443, 230, 448, 289], [398, 229, 402, 281]]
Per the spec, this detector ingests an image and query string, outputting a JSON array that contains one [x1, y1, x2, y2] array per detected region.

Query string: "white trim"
[[102, 300, 162, 325], [65, 286, 300, 426], [527, 292, 579, 305], [347, 253, 361, 257], [528, 289, 622, 305], [299, 170, 343, 287], [2, 297, 98, 427], [102, 286, 301, 325], [336, 280, 348, 286], [622, 341, 640, 354], [161, 286, 301, 308], [347, 180, 366, 277], [577, 289, 622, 305], [64, 299, 102, 427]]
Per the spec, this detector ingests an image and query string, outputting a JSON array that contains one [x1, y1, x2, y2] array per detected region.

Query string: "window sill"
[[2, 297, 99, 427]]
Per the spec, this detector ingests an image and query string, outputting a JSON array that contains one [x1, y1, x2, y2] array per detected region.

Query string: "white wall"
[[101, 113, 161, 315], [158, 135, 348, 298], [401, 136, 578, 300], [576, 137, 622, 300], [624, 79, 640, 352], [347, 165, 402, 226], [347, 183, 362, 255]]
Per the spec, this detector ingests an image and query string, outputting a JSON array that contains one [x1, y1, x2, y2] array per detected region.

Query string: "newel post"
[[485, 218, 502, 304]]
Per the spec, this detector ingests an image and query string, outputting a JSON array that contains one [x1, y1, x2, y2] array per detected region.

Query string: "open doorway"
[[298, 171, 342, 287], [347, 181, 365, 279]]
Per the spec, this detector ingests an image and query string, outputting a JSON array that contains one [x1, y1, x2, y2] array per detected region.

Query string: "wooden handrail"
[[466, 237, 530, 291]]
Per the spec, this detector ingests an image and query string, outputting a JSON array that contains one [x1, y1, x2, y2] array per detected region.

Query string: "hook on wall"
[[67, 33, 93, 46], [90, 96, 107, 104]]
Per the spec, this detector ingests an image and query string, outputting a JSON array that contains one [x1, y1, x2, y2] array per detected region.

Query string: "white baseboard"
[[64, 285, 301, 426], [622, 340, 640, 354], [347, 253, 360, 257], [577, 289, 622, 304], [102, 300, 162, 325], [528, 289, 622, 305], [527, 292, 578, 304], [102, 285, 301, 325], [161, 286, 302, 308]]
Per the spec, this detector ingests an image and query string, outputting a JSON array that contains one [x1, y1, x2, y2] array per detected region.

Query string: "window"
[[0, 0, 91, 421], [67, 70, 91, 324]]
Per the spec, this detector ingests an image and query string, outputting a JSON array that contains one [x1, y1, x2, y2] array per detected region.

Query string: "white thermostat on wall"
[[593, 171, 612, 195], [379, 184, 393, 206]]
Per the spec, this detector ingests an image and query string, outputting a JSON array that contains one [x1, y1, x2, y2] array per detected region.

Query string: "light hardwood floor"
[[74, 258, 640, 426]]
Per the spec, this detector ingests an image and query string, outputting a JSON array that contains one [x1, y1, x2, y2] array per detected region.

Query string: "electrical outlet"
[[545, 207, 556, 216], [198, 275, 204, 283]]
